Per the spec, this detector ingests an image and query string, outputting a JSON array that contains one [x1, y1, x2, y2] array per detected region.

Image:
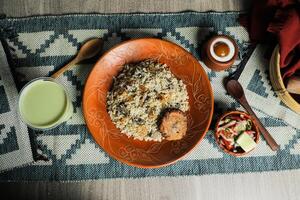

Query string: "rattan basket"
[[269, 45, 300, 114]]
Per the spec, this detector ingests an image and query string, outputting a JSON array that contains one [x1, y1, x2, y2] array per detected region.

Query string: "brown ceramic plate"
[[83, 38, 214, 168]]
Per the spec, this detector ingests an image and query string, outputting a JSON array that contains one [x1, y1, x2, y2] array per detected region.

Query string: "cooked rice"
[[107, 60, 189, 141]]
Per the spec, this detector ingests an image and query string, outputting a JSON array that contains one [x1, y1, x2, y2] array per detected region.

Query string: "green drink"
[[18, 77, 73, 129]]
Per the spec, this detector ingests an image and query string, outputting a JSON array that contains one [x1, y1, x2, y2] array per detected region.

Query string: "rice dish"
[[107, 60, 189, 141]]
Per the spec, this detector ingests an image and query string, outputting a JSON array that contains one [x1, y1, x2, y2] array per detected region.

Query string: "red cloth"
[[242, 0, 300, 79]]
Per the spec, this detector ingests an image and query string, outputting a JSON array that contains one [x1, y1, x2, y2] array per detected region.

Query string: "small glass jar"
[[18, 77, 73, 130]]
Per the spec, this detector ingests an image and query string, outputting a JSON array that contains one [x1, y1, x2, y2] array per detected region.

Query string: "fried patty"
[[159, 110, 187, 140]]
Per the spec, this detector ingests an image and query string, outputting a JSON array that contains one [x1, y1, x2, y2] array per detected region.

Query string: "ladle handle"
[[238, 96, 280, 151], [51, 57, 79, 79]]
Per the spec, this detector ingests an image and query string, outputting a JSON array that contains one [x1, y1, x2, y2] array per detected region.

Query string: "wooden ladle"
[[226, 79, 280, 151], [51, 38, 103, 79]]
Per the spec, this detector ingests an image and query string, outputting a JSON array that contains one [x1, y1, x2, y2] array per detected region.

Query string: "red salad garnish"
[[217, 113, 256, 153]]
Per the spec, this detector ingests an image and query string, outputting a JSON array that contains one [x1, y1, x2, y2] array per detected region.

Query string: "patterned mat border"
[[0, 12, 300, 181]]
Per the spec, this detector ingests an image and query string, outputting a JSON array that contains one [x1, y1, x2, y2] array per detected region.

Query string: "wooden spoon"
[[226, 79, 280, 151], [51, 38, 103, 79]]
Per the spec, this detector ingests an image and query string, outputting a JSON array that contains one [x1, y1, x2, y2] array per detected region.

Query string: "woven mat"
[[0, 42, 33, 172], [0, 12, 299, 181]]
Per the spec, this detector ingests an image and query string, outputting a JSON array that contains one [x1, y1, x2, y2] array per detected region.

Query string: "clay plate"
[[83, 38, 214, 168]]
